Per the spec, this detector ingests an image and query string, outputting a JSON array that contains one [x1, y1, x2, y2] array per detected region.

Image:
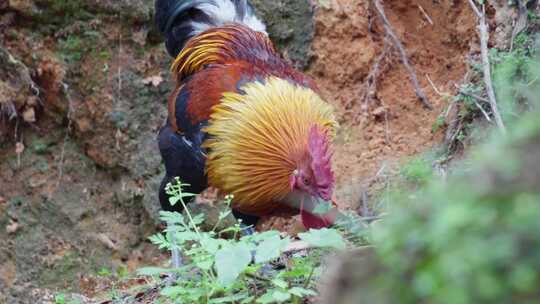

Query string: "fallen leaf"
[[142, 75, 164, 87], [22, 107, 35, 122], [6, 220, 19, 234], [95, 233, 119, 251], [15, 142, 24, 155]]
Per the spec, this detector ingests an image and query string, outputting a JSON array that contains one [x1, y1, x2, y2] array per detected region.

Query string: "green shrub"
[[139, 178, 347, 304], [364, 107, 540, 304]]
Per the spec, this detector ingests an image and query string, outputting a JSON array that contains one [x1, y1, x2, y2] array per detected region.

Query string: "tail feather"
[[155, 0, 266, 58]]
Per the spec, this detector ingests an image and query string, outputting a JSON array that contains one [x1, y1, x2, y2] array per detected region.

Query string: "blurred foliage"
[[337, 26, 540, 303], [492, 31, 540, 125], [350, 53, 540, 303]]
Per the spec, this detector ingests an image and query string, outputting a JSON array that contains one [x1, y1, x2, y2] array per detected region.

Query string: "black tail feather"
[[155, 0, 266, 58]]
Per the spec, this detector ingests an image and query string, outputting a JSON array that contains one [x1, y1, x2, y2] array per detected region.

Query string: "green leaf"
[[298, 228, 346, 250], [200, 236, 222, 254], [255, 235, 290, 264], [168, 196, 181, 206], [289, 287, 317, 297], [215, 243, 252, 286], [272, 278, 288, 289], [160, 286, 184, 298], [219, 210, 232, 220], [245, 230, 280, 242], [196, 258, 214, 270], [272, 290, 291, 302], [256, 292, 275, 304], [256, 290, 292, 304], [312, 199, 333, 215], [209, 293, 250, 303], [241, 296, 256, 303]]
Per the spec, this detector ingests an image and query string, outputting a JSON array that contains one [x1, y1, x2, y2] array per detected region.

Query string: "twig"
[[472, 98, 493, 122], [455, 87, 492, 122], [360, 36, 391, 106], [467, 0, 507, 133], [382, 100, 391, 144], [360, 191, 371, 217], [426, 74, 451, 98], [457, 87, 489, 104], [417, 5, 434, 25], [510, 0, 528, 52], [118, 31, 123, 94], [527, 76, 539, 87], [54, 83, 74, 190], [373, 0, 433, 110], [426, 74, 457, 118], [303, 266, 316, 289]]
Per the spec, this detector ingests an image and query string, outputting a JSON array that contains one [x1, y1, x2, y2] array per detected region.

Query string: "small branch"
[[417, 5, 434, 25], [426, 74, 451, 98], [457, 87, 489, 104], [467, 0, 482, 17], [467, 0, 507, 133], [472, 98, 493, 123], [373, 0, 433, 110], [455, 87, 492, 122], [360, 36, 391, 107]]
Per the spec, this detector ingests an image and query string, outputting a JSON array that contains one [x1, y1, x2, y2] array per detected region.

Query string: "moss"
[[250, 0, 314, 69], [400, 156, 434, 186], [37, 251, 81, 290]]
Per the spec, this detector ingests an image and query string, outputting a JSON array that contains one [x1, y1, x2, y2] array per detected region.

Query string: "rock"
[[6, 0, 38, 16], [22, 107, 35, 122], [0, 47, 36, 121], [8, 0, 153, 23], [83, 0, 154, 22], [6, 220, 19, 234], [251, 0, 315, 69]]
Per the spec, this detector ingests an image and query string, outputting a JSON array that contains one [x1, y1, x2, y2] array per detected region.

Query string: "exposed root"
[[372, 0, 433, 110], [467, 0, 506, 133], [360, 36, 391, 108], [50, 83, 75, 199]]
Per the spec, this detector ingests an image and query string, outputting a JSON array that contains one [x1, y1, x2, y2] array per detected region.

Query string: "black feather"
[[158, 123, 208, 212], [154, 0, 263, 58]]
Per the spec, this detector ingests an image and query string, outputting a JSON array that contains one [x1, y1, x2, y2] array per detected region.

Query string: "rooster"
[[155, 0, 339, 231]]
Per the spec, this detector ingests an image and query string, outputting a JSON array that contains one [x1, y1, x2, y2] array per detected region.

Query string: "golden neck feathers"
[[203, 77, 337, 215]]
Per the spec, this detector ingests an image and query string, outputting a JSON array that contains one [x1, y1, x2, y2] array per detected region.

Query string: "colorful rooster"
[[156, 0, 339, 230]]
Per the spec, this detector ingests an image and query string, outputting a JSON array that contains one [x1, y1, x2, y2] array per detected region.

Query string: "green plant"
[[54, 293, 81, 304], [400, 156, 434, 186], [140, 178, 347, 303], [97, 267, 113, 277]]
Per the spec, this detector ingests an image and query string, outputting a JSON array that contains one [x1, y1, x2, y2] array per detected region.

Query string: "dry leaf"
[[22, 107, 36, 122], [6, 220, 19, 234], [15, 142, 24, 154], [142, 75, 164, 87]]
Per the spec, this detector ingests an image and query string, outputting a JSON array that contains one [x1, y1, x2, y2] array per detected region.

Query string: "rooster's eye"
[[303, 178, 310, 186]]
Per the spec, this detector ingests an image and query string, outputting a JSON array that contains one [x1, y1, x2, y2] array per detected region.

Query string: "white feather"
[[189, 0, 267, 36]]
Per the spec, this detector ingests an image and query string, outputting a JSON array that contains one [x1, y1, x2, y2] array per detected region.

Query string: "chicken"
[[155, 0, 339, 232]]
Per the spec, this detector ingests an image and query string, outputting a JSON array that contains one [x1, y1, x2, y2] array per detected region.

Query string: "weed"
[[400, 156, 433, 186], [139, 178, 347, 303], [54, 293, 81, 304], [97, 267, 113, 277]]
